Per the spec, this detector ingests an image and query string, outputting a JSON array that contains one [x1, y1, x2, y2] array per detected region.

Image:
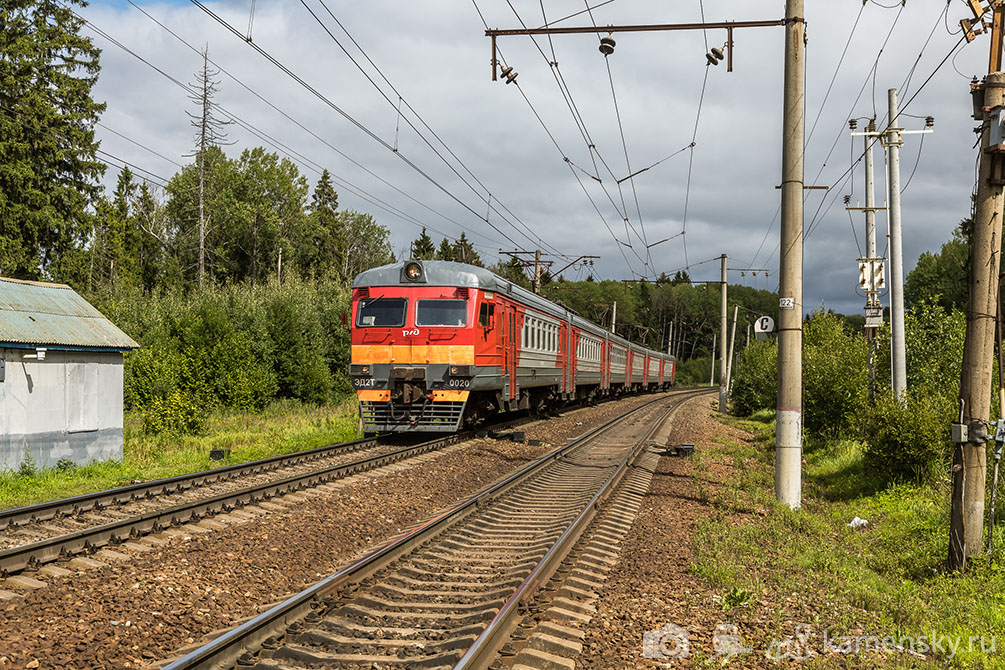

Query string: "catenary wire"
[[124, 0, 513, 251], [470, 0, 642, 277], [188, 0, 527, 251], [306, 0, 566, 258], [79, 8, 506, 257]]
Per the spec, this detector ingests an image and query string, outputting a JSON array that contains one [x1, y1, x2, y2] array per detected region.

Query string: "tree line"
[[0, 0, 395, 291], [89, 158, 394, 293]]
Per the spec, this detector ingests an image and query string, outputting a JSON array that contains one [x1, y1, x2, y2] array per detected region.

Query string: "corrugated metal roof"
[[0, 278, 139, 350]]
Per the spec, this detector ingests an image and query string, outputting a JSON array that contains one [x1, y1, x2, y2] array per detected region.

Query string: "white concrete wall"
[[0, 348, 124, 471]]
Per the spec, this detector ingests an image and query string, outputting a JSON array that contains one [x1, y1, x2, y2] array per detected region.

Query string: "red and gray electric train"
[[350, 260, 676, 433]]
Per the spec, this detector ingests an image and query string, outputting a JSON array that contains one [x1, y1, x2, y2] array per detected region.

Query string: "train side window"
[[479, 303, 495, 327]]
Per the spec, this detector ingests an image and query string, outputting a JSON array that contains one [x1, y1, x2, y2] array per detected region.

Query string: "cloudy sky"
[[82, 0, 988, 313]]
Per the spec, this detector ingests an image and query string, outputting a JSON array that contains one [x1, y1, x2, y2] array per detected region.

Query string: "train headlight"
[[404, 261, 424, 281]]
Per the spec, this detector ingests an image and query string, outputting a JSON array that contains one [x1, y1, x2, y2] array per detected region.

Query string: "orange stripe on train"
[[356, 389, 469, 402], [351, 345, 475, 365], [357, 389, 391, 402], [431, 390, 469, 401]]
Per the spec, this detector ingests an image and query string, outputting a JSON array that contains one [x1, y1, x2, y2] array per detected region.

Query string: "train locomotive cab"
[[351, 260, 488, 433]]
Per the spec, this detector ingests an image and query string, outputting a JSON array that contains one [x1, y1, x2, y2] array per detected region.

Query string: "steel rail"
[[0, 384, 657, 530], [158, 389, 706, 670], [0, 436, 382, 530], [0, 433, 467, 576], [453, 390, 709, 668]]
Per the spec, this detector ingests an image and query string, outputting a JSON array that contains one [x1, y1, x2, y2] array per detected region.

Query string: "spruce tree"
[[0, 0, 106, 280], [303, 169, 343, 276], [411, 228, 436, 259], [452, 233, 482, 267], [436, 237, 454, 261]]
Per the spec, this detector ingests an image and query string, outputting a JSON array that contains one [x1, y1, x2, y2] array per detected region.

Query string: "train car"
[[350, 260, 675, 433]]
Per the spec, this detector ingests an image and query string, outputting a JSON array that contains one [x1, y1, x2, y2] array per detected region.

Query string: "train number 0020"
[[447, 378, 470, 388]]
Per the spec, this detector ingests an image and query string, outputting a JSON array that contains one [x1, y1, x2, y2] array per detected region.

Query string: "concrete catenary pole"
[[776, 0, 804, 508], [610, 300, 617, 335], [709, 332, 716, 388], [864, 120, 879, 403], [719, 254, 728, 411], [951, 71, 1005, 570], [887, 88, 908, 401], [725, 304, 739, 400]]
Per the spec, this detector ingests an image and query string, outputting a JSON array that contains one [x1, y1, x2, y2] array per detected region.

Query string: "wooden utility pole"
[[776, 0, 805, 509], [953, 70, 1005, 570], [951, 1, 1005, 572], [533, 249, 542, 294]]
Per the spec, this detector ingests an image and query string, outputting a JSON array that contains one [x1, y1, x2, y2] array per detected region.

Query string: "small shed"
[[0, 278, 139, 471]]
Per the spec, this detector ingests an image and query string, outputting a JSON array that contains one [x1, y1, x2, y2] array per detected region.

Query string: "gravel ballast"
[[576, 397, 830, 669], [0, 393, 667, 669]]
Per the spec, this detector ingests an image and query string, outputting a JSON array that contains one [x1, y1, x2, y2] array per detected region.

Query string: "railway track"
[[0, 433, 467, 577], [0, 391, 657, 577], [0, 435, 383, 534], [158, 388, 710, 670]]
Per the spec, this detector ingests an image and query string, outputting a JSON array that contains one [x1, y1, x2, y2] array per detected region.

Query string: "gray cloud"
[[85, 0, 987, 313]]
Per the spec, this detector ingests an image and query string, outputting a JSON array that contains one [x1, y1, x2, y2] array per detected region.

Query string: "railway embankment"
[[0, 394, 659, 669], [575, 396, 1001, 669]]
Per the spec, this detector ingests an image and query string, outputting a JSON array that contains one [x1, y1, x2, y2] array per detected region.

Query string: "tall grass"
[[0, 399, 360, 509]]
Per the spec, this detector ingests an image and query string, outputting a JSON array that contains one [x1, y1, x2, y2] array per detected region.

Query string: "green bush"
[[864, 388, 949, 484], [731, 340, 777, 416], [676, 356, 714, 387], [104, 274, 351, 434], [141, 390, 204, 434], [802, 310, 867, 437]]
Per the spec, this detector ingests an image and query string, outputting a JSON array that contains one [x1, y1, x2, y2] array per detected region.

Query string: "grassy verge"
[[0, 398, 361, 510], [691, 409, 1005, 669]]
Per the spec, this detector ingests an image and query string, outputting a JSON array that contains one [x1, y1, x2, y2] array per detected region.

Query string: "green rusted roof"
[[0, 278, 138, 351]]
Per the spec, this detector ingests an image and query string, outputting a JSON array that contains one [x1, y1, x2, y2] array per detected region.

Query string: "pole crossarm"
[[485, 18, 796, 79], [485, 19, 790, 38], [553, 255, 601, 276]]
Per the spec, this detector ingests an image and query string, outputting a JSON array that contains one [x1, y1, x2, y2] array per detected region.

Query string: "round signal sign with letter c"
[[754, 316, 774, 334]]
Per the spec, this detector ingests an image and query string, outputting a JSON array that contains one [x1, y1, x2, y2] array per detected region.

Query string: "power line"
[[78, 7, 508, 256], [804, 1, 865, 148], [123, 0, 509, 250], [96, 122, 184, 168], [303, 0, 564, 257], [502, 0, 653, 265], [764, 35, 968, 271], [188, 0, 527, 252], [470, 0, 642, 278], [603, 55, 651, 268], [751, 2, 906, 270]]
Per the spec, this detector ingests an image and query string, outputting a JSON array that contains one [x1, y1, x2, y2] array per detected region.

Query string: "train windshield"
[[416, 299, 467, 327], [357, 297, 406, 327]]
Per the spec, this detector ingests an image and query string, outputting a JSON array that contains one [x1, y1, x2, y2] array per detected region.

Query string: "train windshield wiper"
[[362, 293, 386, 309]]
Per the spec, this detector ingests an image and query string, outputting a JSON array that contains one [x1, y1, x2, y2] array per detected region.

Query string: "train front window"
[[416, 299, 468, 327], [357, 297, 406, 327]]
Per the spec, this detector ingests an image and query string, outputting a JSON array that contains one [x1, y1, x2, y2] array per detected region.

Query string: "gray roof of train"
[[354, 261, 673, 359]]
